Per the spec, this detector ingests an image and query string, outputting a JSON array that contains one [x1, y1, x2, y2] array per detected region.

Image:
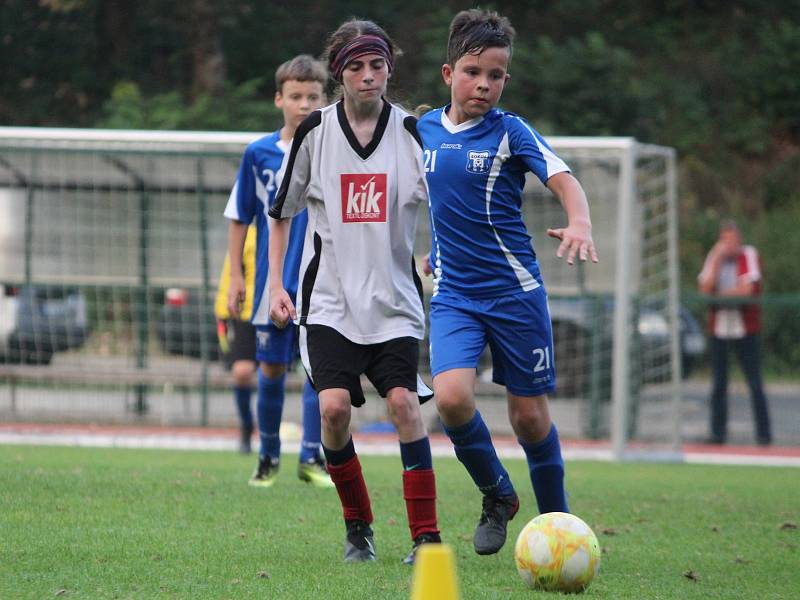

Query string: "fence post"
[[24, 155, 37, 286], [586, 294, 604, 439], [104, 156, 150, 416], [666, 149, 683, 453], [197, 157, 210, 427], [135, 180, 150, 415]]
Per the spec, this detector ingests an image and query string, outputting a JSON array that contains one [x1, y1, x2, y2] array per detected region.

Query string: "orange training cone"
[[410, 543, 460, 600]]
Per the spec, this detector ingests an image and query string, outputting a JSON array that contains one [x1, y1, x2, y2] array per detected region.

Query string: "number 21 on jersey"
[[423, 149, 437, 173]]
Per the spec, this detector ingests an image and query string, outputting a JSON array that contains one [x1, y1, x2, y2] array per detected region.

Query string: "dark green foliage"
[[98, 78, 281, 131], [505, 32, 649, 137], [754, 19, 800, 137]]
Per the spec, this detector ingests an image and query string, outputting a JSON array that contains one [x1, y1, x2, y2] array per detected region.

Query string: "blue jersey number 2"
[[261, 168, 276, 195]]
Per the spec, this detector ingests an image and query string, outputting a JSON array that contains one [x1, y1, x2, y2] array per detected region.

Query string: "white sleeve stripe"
[[223, 180, 241, 220], [485, 132, 539, 292], [517, 117, 570, 178], [253, 165, 268, 203]]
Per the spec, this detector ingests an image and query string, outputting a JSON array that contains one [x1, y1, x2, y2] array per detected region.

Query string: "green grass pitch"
[[1, 445, 797, 599]]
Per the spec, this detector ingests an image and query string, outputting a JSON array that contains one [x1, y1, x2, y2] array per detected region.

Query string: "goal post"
[[519, 138, 683, 458], [0, 127, 683, 457]]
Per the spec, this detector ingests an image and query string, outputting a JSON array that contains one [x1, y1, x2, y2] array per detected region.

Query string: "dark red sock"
[[326, 454, 373, 524], [402, 468, 439, 540]]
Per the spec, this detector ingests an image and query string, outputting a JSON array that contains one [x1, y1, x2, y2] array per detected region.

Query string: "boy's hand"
[[269, 287, 297, 329], [547, 223, 599, 266], [227, 273, 246, 318], [421, 253, 432, 276]]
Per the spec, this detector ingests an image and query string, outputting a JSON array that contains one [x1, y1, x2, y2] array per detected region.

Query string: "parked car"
[[0, 284, 89, 365], [157, 285, 707, 395], [156, 287, 221, 360], [549, 296, 705, 397]]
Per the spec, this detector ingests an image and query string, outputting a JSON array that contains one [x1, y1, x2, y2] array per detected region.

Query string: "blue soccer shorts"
[[429, 286, 556, 397], [255, 322, 296, 365]]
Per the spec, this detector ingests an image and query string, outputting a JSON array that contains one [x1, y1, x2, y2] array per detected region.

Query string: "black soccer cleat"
[[402, 532, 441, 566], [473, 493, 519, 555], [344, 520, 376, 562], [248, 456, 279, 488]]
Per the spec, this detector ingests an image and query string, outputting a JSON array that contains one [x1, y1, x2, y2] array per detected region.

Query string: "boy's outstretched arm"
[[267, 216, 296, 328], [545, 172, 599, 266]]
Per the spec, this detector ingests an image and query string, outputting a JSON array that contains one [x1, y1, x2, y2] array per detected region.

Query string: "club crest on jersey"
[[340, 173, 387, 223], [466, 150, 491, 174]]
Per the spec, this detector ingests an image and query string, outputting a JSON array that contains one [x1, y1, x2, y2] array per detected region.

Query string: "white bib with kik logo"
[[270, 100, 427, 344]]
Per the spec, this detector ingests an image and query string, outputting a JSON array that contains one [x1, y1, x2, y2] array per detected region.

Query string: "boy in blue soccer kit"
[[418, 9, 598, 555], [226, 55, 333, 488]]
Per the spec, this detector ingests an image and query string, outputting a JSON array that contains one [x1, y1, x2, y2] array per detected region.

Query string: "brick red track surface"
[[2, 422, 798, 466]]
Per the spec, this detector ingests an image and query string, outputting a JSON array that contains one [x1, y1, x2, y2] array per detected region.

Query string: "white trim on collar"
[[440, 108, 484, 134]]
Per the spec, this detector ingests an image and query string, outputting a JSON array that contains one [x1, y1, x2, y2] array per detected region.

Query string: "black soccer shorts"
[[223, 318, 257, 367], [303, 324, 429, 407]]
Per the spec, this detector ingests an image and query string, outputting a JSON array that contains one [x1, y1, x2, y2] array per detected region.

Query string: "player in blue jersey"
[[417, 9, 598, 556], [226, 55, 333, 489]]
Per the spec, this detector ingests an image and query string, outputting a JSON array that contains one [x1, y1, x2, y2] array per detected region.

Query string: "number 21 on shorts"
[[532, 346, 551, 373]]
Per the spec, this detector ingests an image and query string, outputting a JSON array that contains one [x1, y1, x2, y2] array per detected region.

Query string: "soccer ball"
[[514, 512, 600, 593]]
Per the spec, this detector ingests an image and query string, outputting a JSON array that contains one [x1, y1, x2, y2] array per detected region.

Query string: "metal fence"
[[9, 129, 788, 452]]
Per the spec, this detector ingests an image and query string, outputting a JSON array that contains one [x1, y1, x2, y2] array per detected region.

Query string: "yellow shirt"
[[214, 225, 256, 321]]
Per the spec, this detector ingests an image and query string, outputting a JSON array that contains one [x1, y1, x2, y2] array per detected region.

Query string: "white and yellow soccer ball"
[[514, 512, 601, 593]]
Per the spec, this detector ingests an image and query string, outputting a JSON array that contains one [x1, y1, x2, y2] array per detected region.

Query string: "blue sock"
[[299, 379, 322, 463], [519, 424, 569, 514], [257, 370, 286, 461], [443, 411, 514, 498], [233, 386, 253, 430], [399, 436, 433, 471]]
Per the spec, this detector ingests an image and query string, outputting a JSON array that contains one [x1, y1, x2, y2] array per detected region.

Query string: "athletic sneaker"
[[248, 457, 279, 488], [344, 520, 376, 562], [239, 423, 253, 455], [297, 457, 335, 488], [401, 532, 441, 566], [473, 493, 520, 555]]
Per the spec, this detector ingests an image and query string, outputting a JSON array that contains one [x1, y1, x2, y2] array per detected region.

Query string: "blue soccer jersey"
[[224, 131, 308, 325], [417, 107, 570, 299]]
